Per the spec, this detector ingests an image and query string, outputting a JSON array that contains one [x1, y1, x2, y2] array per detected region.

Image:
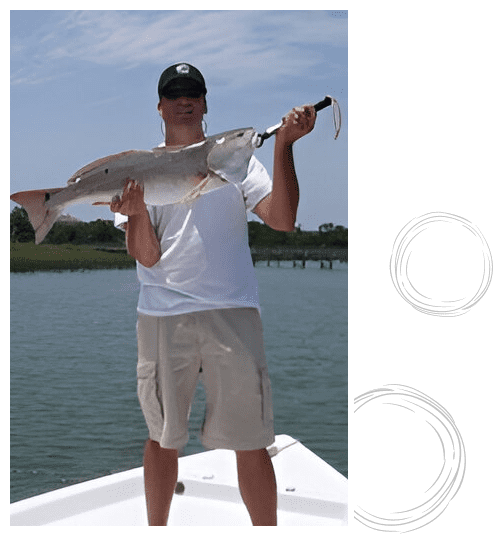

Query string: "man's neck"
[[165, 124, 205, 148]]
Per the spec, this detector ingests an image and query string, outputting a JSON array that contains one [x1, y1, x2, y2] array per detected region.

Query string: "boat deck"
[[10, 435, 348, 526]]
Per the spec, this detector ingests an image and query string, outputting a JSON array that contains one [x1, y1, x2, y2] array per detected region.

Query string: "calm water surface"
[[10, 262, 347, 502]]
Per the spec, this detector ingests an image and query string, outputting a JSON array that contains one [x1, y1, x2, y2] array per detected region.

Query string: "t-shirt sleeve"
[[241, 156, 273, 212], [114, 212, 128, 230], [113, 207, 157, 230]]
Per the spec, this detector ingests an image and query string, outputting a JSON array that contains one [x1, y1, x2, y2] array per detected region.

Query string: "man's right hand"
[[110, 179, 146, 216]]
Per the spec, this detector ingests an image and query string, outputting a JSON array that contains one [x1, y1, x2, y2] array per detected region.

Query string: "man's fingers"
[[124, 178, 142, 188], [109, 195, 121, 213]]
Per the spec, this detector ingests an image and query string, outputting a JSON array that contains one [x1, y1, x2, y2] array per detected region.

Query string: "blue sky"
[[10, 10, 348, 230]]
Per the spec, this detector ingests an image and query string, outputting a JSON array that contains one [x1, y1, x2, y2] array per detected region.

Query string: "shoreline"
[[11, 243, 348, 273], [10, 243, 136, 272]]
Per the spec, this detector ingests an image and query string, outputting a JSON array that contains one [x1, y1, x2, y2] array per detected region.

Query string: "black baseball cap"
[[158, 63, 207, 99]]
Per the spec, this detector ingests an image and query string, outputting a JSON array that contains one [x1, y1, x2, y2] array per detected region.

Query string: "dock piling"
[[250, 247, 347, 268]]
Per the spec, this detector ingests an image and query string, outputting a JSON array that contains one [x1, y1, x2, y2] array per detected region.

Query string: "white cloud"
[[11, 10, 347, 88]]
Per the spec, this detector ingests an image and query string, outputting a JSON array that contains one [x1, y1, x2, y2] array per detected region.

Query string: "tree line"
[[10, 207, 348, 248], [248, 221, 347, 249], [10, 207, 126, 245]]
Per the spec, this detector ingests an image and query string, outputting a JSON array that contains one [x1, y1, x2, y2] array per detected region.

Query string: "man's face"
[[157, 81, 207, 126]]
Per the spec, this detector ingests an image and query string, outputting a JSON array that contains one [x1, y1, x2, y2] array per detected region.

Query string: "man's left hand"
[[276, 105, 316, 146]]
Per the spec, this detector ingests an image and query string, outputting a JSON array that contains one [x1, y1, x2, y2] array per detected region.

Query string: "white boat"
[[10, 434, 347, 526]]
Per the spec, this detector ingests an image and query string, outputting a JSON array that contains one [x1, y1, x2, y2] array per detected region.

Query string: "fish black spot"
[[105, 169, 109, 174], [44, 193, 50, 202]]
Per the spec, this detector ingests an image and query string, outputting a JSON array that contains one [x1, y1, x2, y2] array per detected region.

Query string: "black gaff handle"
[[257, 95, 338, 147], [314, 95, 333, 112]]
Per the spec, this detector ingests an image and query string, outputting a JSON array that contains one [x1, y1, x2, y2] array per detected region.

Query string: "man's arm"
[[253, 105, 316, 232], [110, 179, 161, 268]]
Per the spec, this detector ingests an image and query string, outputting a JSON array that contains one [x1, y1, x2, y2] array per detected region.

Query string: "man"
[[111, 63, 316, 526]]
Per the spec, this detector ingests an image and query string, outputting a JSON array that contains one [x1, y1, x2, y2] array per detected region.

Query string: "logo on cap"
[[176, 64, 190, 74]]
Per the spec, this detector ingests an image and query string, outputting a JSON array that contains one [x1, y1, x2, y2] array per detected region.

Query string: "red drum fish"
[[10, 128, 258, 244]]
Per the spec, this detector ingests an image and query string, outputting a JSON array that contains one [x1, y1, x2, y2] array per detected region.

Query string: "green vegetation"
[[10, 207, 126, 246], [10, 207, 348, 272], [10, 207, 133, 272], [248, 221, 348, 249], [10, 243, 135, 272]]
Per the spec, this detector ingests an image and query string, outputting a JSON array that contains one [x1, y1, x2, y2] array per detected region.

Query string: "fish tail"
[[10, 188, 64, 244]]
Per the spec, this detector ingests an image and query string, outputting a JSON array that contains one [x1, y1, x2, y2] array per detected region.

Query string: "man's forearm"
[[270, 139, 300, 232], [265, 104, 315, 232], [126, 212, 161, 268]]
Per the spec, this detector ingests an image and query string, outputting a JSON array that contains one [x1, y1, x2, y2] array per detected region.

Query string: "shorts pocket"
[[259, 367, 274, 425], [136, 362, 163, 424]]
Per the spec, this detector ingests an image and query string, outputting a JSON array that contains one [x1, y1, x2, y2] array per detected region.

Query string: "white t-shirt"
[[118, 155, 272, 316]]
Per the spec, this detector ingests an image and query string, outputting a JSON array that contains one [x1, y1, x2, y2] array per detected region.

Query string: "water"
[[10, 262, 347, 503]]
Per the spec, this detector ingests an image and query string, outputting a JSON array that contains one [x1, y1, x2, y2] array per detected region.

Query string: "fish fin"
[[187, 175, 211, 200], [10, 188, 64, 244], [177, 172, 224, 205]]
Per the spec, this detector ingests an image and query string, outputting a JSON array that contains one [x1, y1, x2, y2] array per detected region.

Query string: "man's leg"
[[236, 448, 277, 526], [143, 439, 178, 526]]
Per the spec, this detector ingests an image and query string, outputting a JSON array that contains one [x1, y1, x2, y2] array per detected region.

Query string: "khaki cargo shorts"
[[136, 308, 275, 452]]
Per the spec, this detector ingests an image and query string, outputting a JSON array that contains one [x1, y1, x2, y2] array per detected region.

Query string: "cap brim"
[[162, 79, 204, 93]]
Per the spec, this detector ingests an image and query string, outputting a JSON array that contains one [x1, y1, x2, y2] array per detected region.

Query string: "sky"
[[10, 10, 348, 230]]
